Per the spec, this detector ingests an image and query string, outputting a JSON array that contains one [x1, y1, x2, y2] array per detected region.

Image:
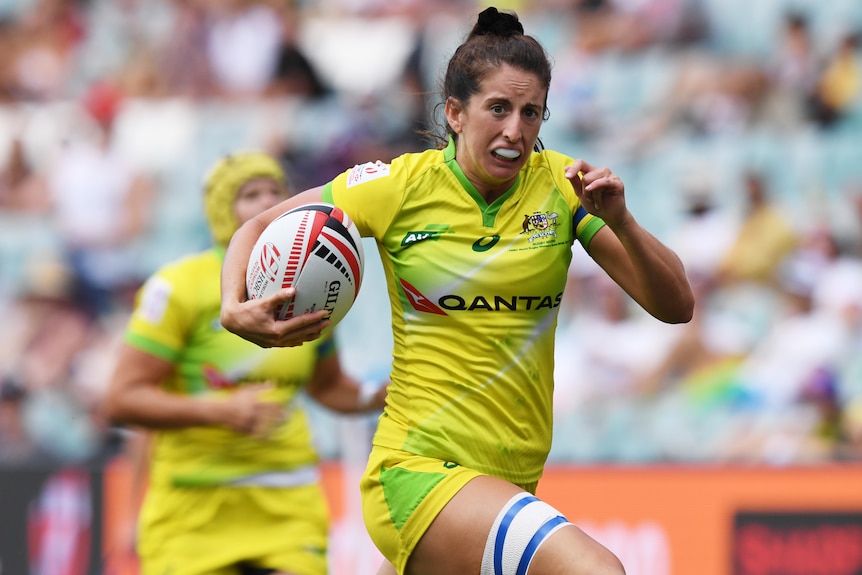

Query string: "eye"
[[524, 108, 541, 120], [491, 104, 506, 114]]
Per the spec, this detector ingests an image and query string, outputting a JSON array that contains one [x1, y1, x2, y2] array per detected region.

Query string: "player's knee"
[[590, 546, 626, 575], [543, 525, 626, 575]]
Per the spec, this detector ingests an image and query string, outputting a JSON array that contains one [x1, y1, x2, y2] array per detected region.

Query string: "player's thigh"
[[406, 475, 624, 575], [406, 474, 523, 575]]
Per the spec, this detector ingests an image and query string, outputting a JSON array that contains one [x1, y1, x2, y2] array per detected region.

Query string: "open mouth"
[[493, 148, 521, 161]]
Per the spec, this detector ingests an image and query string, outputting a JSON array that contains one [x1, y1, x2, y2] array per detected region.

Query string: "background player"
[[103, 151, 387, 575]]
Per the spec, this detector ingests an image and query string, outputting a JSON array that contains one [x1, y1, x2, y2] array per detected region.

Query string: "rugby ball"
[[246, 203, 364, 326]]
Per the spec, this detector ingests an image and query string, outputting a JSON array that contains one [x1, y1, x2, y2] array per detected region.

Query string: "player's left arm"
[[567, 160, 694, 324]]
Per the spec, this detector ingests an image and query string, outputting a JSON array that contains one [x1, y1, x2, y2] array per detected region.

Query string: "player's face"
[[233, 177, 289, 225], [446, 64, 545, 201]]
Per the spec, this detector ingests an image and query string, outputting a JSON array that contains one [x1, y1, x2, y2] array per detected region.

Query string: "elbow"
[[666, 306, 694, 325], [641, 278, 695, 324], [661, 288, 696, 324]]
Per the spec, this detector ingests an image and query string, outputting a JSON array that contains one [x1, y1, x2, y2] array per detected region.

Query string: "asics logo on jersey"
[[399, 278, 562, 314], [400, 225, 452, 247], [472, 235, 500, 252]]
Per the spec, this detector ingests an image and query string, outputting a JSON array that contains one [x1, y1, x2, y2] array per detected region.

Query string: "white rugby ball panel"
[[245, 203, 364, 326]]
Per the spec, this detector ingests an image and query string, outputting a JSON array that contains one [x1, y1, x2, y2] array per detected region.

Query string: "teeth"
[[494, 148, 520, 159]]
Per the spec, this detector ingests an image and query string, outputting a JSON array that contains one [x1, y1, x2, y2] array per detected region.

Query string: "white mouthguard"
[[494, 148, 521, 159]]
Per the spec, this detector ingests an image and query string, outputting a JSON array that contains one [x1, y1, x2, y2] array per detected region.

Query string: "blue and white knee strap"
[[480, 492, 573, 575]]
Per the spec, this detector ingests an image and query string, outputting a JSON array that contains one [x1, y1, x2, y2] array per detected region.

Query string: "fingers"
[[230, 383, 287, 438], [564, 164, 584, 193], [566, 162, 624, 213], [223, 292, 331, 348], [266, 287, 295, 309], [248, 401, 286, 438], [583, 174, 618, 211], [265, 311, 331, 348], [567, 159, 594, 178]]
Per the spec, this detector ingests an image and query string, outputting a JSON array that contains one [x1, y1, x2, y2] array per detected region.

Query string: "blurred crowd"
[[1, 0, 861, 467]]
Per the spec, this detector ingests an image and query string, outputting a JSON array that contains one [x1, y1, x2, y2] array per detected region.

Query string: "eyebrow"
[[485, 96, 543, 109]]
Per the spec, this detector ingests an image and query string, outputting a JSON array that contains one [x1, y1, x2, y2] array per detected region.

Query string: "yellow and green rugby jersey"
[[125, 247, 335, 487], [323, 139, 604, 486]]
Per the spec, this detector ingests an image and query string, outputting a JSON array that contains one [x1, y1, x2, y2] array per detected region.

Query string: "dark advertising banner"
[[0, 465, 103, 575], [734, 511, 862, 575]]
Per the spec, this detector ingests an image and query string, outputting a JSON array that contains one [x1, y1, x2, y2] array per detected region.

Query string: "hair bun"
[[474, 7, 523, 36]]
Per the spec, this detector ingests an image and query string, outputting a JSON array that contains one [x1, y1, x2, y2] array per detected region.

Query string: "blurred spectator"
[[0, 136, 51, 212], [0, 19, 18, 101], [732, 248, 849, 410], [267, 41, 332, 100], [2, 0, 85, 101], [0, 255, 107, 463], [837, 397, 862, 460], [0, 378, 42, 464], [797, 366, 844, 457], [667, 169, 739, 287], [45, 81, 155, 319], [772, 221, 862, 461], [759, 11, 818, 130], [566, 0, 706, 53], [153, 0, 216, 99], [686, 255, 848, 464], [804, 223, 862, 320], [807, 30, 862, 129], [546, 12, 607, 141], [555, 261, 684, 411], [716, 171, 798, 287], [266, 3, 332, 100], [636, 52, 769, 141], [205, 0, 284, 100]]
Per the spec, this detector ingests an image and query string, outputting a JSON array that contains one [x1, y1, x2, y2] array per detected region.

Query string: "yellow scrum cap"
[[203, 152, 286, 246]]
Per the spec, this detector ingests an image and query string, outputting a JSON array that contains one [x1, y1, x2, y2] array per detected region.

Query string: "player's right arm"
[[103, 344, 284, 437], [220, 186, 331, 348]]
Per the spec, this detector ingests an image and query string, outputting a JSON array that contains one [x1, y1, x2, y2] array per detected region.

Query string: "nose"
[[503, 117, 521, 144]]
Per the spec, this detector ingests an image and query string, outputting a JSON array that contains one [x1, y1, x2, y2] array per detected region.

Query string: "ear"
[[444, 97, 464, 134]]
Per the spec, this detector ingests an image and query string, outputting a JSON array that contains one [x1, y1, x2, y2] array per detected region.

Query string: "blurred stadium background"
[[1, 0, 862, 573]]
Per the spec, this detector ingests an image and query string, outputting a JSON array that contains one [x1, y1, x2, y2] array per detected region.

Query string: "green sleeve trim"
[[321, 182, 334, 204], [124, 332, 180, 362], [579, 217, 606, 251]]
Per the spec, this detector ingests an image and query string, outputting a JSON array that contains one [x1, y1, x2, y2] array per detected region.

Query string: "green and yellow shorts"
[[360, 445, 490, 574]]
